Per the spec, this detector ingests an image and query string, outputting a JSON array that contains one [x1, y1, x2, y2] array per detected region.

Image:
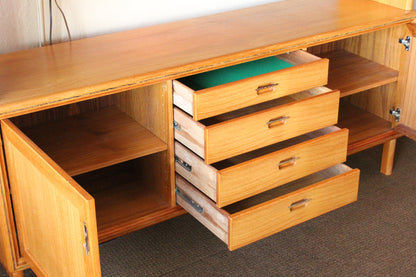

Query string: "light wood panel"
[[113, 82, 175, 205], [173, 51, 328, 120], [18, 106, 167, 176], [337, 101, 402, 155], [113, 83, 170, 143], [1, 119, 101, 277], [0, 0, 415, 118], [320, 50, 398, 97], [0, 137, 27, 276]]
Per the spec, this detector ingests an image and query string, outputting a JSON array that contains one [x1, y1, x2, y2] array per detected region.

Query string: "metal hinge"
[[399, 36, 411, 51], [83, 222, 90, 255], [390, 108, 401, 122]]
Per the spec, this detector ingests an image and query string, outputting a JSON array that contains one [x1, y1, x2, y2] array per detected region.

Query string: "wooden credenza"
[[1, 0, 416, 276]]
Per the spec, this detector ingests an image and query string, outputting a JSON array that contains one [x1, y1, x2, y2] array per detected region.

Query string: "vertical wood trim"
[[380, 139, 397, 175], [395, 24, 416, 131], [166, 81, 176, 206], [0, 135, 21, 274]]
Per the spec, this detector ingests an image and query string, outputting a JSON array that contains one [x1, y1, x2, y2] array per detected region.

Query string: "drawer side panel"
[[175, 175, 229, 244]]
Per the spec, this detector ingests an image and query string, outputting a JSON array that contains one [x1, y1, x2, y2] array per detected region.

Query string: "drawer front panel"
[[173, 51, 328, 120], [218, 128, 349, 207], [176, 166, 360, 251], [175, 129, 349, 207], [228, 167, 359, 250], [205, 90, 340, 164]]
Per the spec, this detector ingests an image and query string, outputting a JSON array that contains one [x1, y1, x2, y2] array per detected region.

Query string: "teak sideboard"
[[1, 0, 416, 276]]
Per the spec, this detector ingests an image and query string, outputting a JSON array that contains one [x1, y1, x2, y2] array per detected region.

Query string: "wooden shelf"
[[20, 106, 167, 176], [320, 50, 398, 97], [337, 101, 402, 155], [74, 161, 181, 243]]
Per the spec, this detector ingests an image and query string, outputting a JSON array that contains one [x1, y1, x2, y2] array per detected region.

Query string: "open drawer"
[[175, 126, 349, 208], [173, 50, 329, 120], [174, 87, 340, 164], [176, 164, 360, 251]]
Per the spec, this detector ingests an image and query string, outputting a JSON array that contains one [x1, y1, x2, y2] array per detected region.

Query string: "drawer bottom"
[[176, 164, 359, 250]]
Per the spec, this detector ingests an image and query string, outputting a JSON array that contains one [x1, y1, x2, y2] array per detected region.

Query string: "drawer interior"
[[9, 85, 173, 242], [177, 50, 320, 90], [178, 56, 294, 90], [200, 86, 332, 126]]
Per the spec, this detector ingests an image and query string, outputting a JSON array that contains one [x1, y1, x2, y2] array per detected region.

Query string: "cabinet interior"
[[308, 25, 405, 155], [10, 84, 173, 242]]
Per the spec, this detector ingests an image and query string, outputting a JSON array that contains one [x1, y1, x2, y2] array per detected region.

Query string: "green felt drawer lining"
[[178, 56, 294, 90]]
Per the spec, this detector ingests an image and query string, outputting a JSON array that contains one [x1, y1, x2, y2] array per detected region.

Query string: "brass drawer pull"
[[175, 156, 192, 172], [289, 198, 312, 212], [267, 115, 290, 128], [176, 188, 204, 214], [278, 156, 299, 169], [256, 83, 279, 95]]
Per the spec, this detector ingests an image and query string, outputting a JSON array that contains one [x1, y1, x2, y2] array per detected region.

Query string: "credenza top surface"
[[0, 0, 415, 119]]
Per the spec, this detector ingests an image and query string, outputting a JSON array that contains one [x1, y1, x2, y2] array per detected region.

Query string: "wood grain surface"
[[0, 0, 415, 118]]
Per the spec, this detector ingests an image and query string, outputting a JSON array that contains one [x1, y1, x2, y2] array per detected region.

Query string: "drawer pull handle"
[[176, 188, 204, 214], [278, 157, 299, 169], [267, 116, 290, 128], [256, 83, 279, 95], [289, 198, 312, 212], [175, 156, 192, 172]]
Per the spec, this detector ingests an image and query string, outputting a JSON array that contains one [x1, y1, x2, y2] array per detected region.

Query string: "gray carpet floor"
[[1, 137, 415, 276]]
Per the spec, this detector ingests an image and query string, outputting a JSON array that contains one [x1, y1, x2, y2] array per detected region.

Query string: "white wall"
[[0, 0, 279, 54], [46, 0, 280, 43], [0, 0, 43, 54], [1, 0, 416, 54]]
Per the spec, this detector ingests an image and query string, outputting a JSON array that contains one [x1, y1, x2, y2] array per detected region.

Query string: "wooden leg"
[[8, 270, 24, 277], [380, 139, 396, 175]]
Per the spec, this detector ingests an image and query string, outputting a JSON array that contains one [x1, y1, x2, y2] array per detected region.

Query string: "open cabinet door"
[[395, 24, 416, 140], [1, 119, 101, 277]]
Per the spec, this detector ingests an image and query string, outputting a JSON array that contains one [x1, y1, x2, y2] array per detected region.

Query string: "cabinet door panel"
[[0, 136, 23, 275], [396, 29, 416, 139], [1, 120, 101, 277]]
